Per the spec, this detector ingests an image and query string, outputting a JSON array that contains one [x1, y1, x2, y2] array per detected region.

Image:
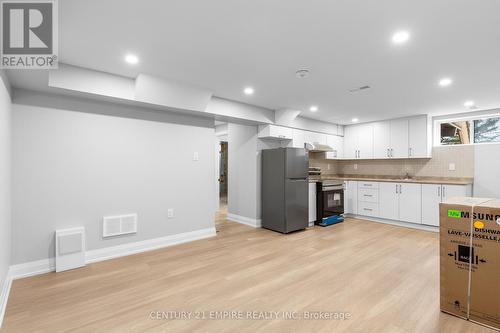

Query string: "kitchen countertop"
[[309, 174, 473, 185]]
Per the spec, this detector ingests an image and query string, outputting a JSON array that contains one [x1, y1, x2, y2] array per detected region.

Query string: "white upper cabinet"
[[344, 115, 430, 160], [357, 123, 374, 159], [373, 119, 408, 159], [258, 125, 293, 140], [408, 116, 431, 158], [303, 131, 327, 145], [373, 121, 391, 159], [325, 135, 343, 159], [343, 123, 373, 159], [291, 129, 306, 148], [390, 119, 409, 158], [343, 125, 357, 159]]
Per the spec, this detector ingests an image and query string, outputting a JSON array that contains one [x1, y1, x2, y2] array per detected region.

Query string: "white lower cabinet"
[[308, 182, 317, 226], [344, 181, 358, 215], [399, 183, 422, 224], [421, 184, 441, 227], [379, 182, 399, 220], [350, 180, 471, 228], [357, 182, 379, 217], [358, 201, 379, 217], [421, 184, 472, 226], [379, 182, 422, 223]]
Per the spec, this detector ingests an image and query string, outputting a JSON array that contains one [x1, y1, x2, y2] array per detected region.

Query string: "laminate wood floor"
[[2, 210, 496, 333]]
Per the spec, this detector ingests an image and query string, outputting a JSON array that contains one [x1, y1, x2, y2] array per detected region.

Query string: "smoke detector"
[[295, 69, 310, 79]]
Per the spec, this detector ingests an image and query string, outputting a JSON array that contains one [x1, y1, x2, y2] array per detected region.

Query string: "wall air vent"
[[103, 213, 138, 238], [349, 85, 371, 93]]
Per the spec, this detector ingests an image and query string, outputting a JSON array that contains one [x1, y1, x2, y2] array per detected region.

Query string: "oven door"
[[322, 186, 344, 217]]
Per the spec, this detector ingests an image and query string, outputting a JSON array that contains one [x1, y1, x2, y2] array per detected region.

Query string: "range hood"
[[304, 142, 334, 152]]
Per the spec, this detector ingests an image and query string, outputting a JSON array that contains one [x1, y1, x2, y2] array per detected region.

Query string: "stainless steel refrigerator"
[[262, 147, 309, 233]]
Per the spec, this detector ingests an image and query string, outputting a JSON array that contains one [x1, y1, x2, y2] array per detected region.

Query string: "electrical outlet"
[[193, 152, 199, 161], [449, 163, 456, 171], [167, 209, 174, 218], [354, 163, 358, 170]]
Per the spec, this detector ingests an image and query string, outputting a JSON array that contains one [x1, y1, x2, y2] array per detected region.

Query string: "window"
[[474, 117, 500, 143], [437, 115, 500, 145]]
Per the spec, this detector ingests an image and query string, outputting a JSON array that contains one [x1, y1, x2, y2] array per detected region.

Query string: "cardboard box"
[[440, 197, 500, 330]]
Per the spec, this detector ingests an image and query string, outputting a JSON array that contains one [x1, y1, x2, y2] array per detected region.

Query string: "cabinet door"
[[343, 125, 358, 159], [304, 131, 326, 145], [379, 182, 399, 220], [373, 121, 391, 159], [325, 135, 343, 159], [344, 181, 358, 215], [333, 135, 343, 159], [408, 116, 429, 158], [390, 119, 409, 158], [442, 184, 470, 200], [308, 183, 317, 224], [291, 129, 305, 149], [399, 183, 422, 223], [357, 123, 373, 159], [421, 184, 442, 226]]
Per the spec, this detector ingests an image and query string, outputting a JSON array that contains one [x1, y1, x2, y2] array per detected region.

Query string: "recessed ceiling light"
[[309, 106, 318, 112], [243, 87, 254, 95], [464, 100, 475, 108], [392, 31, 410, 44], [352, 118, 359, 123], [439, 78, 453, 87], [124, 54, 139, 65]]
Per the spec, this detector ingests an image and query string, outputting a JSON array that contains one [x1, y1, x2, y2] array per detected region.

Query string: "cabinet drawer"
[[358, 181, 379, 189], [358, 188, 379, 203], [358, 202, 379, 217]]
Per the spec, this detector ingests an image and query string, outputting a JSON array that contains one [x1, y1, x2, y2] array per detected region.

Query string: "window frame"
[[434, 114, 500, 147]]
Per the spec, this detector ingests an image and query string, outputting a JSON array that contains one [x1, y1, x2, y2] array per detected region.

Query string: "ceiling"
[[7, 0, 500, 124]]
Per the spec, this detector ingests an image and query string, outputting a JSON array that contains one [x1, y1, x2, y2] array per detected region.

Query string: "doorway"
[[219, 141, 228, 207]]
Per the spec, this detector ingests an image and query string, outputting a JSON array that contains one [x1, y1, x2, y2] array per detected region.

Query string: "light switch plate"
[[449, 163, 456, 171], [167, 208, 174, 218], [193, 152, 199, 161]]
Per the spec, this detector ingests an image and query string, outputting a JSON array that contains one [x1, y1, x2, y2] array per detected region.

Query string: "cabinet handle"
[[363, 194, 373, 197], [396, 184, 398, 194], [409, 147, 412, 157], [438, 186, 441, 197], [399, 184, 402, 194], [391, 148, 394, 157], [363, 208, 373, 211], [387, 148, 390, 158], [443, 186, 446, 198]]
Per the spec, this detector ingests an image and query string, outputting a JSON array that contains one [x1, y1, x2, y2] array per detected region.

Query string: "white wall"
[[227, 123, 259, 221], [226, 123, 284, 223], [11, 91, 215, 264], [0, 72, 12, 312], [474, 144, 500, 198]]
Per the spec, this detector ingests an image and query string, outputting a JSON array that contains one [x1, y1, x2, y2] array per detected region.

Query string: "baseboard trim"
[[85, 227, 216, 264], [348, 214, 439, 232], [0, 267, 13, 328], [226, 213, 261, 228], [9, 227, 216, 281]]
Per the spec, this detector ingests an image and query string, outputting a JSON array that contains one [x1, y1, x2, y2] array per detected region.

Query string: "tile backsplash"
[[310, 145, 474, 178]]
